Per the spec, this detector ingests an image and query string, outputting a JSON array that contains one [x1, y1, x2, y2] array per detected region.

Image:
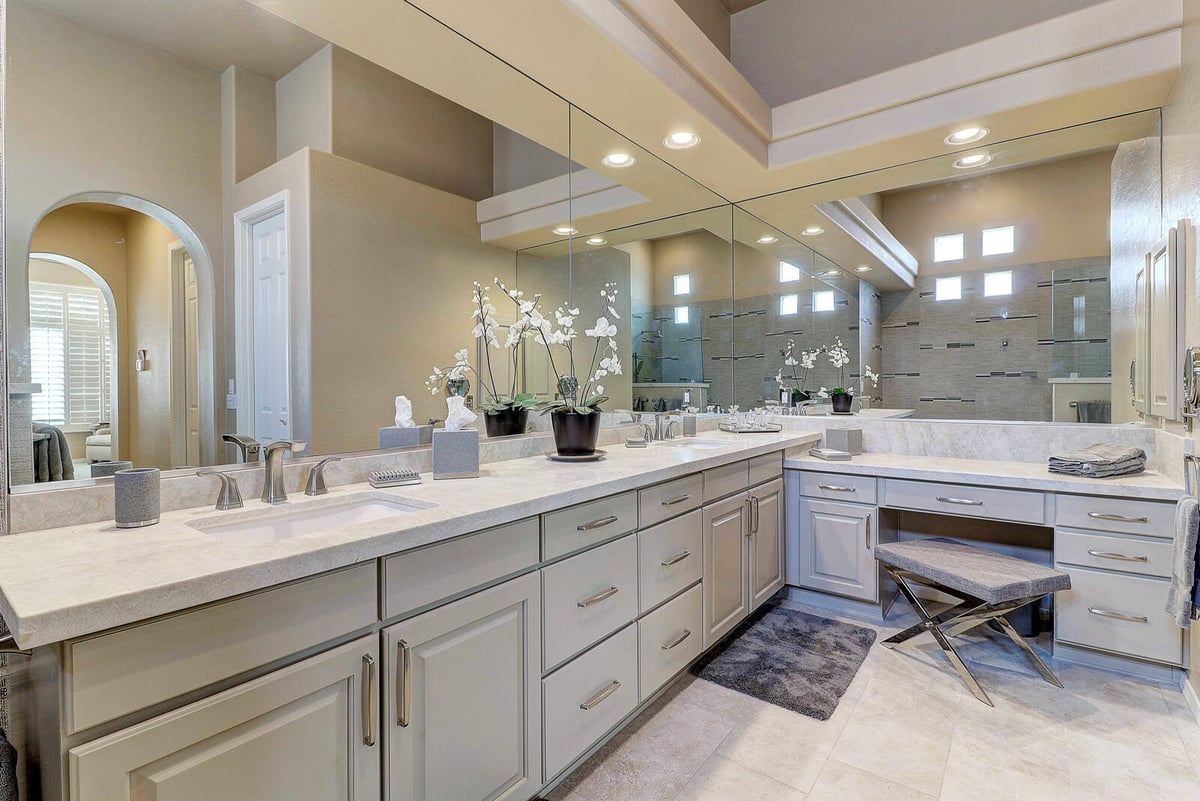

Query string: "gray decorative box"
[[114, 467, 161, 528], [379, 424, 433, 449], [432, 429, 479, 479], [825, 428, 863, 455]]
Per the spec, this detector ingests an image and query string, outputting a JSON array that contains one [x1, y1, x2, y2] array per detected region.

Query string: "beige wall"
[[275, 44, 333, 160], [650, 230, 732, 304], [881, 150, 1113, 277]]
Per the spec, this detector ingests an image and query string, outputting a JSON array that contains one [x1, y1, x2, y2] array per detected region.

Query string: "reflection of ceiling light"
[[954, 152, 992, 169], [601, 152, 635, 168], [823, 269, 840, 277], [586, 236, 608, 245], [756, 235, 778, 244], [663, 131, 701, 150], [945, 126, 989, 145], [801, 226, 825, 236], [855, 265, 873, 273], [553, 226, 577, 236]]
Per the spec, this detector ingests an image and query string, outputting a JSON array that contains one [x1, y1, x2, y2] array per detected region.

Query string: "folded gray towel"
[[1166, 496, 1200, 627], [1048, 443, 1146, 468], [0, 727, 16, 801], [1049, 458, 1146, 478]]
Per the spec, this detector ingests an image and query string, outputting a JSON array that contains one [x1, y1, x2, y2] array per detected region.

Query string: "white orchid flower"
[[586, 317, 618, 338]]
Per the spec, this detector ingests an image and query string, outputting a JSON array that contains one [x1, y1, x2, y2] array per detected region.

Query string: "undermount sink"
[[659, 438, 729, 450], [190, 493, 433, 545]]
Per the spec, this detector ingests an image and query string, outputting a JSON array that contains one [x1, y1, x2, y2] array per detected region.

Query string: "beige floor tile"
[[1065, 727, 1200, 801], [807, 758, 937, 801], [672, 755, 807, 801], [717, 702, 844, 792], [940, 716, 1071, 801], [668, 676, 762, 722], [830, 698, 955, 797]]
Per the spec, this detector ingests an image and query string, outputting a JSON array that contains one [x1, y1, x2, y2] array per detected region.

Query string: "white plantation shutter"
[[29, 282, 112, 427]]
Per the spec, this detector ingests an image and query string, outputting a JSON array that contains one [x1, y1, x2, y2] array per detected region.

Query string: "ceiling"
[[717, 0, 770, 12]]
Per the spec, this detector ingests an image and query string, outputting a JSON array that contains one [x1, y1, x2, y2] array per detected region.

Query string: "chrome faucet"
[[262, 440, 307, 504], [222, 433, 262, 462], [653, 411, 682, 440]]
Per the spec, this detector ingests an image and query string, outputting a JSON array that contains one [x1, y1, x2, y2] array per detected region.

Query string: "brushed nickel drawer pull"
[[361, 653, 377, 746], [936, 496, 983, 506], [1087, 512, 1149, 524], [661, 494, 692, 506], [1086, 549, 1149, 563], [865, 513, 872, 549], [578, 515, 619, 531], [661, 550, 691, 567], [579, 680, 621, 710], [817, 484, 856, 493], [397, 640, 412, 728], [1088, 607, 1149, 624], [578, 586, 619, 608], [661, 629, 692, 651]]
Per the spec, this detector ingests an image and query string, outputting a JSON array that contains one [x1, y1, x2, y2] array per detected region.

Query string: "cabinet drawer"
[[882, 478, 1045, 525], [383, 517, 539, 619], [1055, 495, 1176, 538], [1054, 528, 1174, 578], [749, 452, 783, 487], [639, 473, 704, 529], [637, 510, 703, 613], [542, 535, 639, 670], [703, 460, 749, 503], [799, 471, 878, 505], [543, 625, 638, 780], [543, 492, 638, 561], [65, 562, 377, 734], [638, 584, 703, 701], [1055, 566, 1182, 665]]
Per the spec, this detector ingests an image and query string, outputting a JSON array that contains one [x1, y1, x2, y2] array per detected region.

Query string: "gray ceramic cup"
[[115, 467, 161, 528]]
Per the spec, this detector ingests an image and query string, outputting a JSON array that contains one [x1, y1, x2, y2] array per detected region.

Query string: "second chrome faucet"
[[262, 440, 307, 504]]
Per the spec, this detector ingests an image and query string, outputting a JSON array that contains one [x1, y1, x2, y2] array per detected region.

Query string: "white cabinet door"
[[749, 478, 785, 610], [383, 572, 541, 801], [703, 491, 750, 645], [794, 498, 878, 602], [1147, 227, 1184, 419], [69, 636, 380, 801], [1132, 257, 1149, 414]]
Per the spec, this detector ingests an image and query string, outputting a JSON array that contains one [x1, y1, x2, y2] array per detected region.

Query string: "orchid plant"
[[424, 282, 538, 415], [825, 337, 852, 396], [775, 338, 819, 394], [494, 279, 623, 415]]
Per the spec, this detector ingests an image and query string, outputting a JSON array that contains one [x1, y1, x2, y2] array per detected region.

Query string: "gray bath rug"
[[692, 604, 876, 720]]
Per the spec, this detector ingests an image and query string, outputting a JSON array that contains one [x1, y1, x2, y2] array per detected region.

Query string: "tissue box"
[[379, 424, 433, 449], [825, 428, 862, 455], [433, 429, 479, 479]]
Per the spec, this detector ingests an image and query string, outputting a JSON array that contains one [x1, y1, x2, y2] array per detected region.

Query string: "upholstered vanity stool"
[[874, 538, 1072, 706]]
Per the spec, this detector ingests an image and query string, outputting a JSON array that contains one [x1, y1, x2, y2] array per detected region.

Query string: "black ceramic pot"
[[551, 410, 601, 456], [831, 393, 853, 413], [790, 389, 811, 406], [484, 407, 529, 437]]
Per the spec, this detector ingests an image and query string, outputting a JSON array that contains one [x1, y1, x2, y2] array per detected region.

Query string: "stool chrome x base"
[[875, 538, 1072, 707]]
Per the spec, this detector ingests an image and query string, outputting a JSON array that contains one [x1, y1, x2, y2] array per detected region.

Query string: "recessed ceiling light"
[[801, 226, 825, 236], [823, 269, 840, 277], [601, 152, 636, 168], [586, 236, 608, 246], [855, 265, 873, 273], [954, 152, 992, 169], [756, 235, 779, 245], [945, 126, 989, 145], [553, 225, 577, 236], [663, 131, 701, 150]]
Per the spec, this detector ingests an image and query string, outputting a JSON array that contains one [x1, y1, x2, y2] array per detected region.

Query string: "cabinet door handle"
[[661, 494, 692, 507], [361, 654, 377, 746], [865, 513, 872, 549], [661, 550, 691, 566], [745, 498, 754, 538], [579, 680, 621, 710], [661, 629, 692, 651], [397, 640, 412, 728], [936, 496, 983, 506], [817, 484, 856, 493], [1087, 512, 1148, 524], [577, 515, 619, 531], [1086, 549, 1149, 563], [1088, 607, 1149, 624], [754, 496, 761, 534], [578, 586, 619, 608]]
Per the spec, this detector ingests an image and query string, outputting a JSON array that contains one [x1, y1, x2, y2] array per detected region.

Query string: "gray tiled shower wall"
[[880, 256, 1110, 420]]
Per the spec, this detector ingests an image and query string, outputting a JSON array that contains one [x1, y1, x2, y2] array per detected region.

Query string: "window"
[[778, 294, 799, 316], [29, 282, 112, 428], [674, 305, 690, 325], [673, 273, 691, 295], [812, 290, 835, 312], [779, 261, 801, 282], [983, 270, 1012, 297], [1073, 295, 1086, 337], [933, 233, 964, 262], [982, 225, 1015, 256], [935, 276, 962, 301]]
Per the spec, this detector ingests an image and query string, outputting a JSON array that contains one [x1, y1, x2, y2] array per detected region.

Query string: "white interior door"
[[184, 255, 201, 464], [252, 211, 290, 445]]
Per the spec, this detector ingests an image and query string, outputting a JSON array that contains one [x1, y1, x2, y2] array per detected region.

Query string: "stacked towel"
[[31, 423, 74, 482], [1048, 443, 1146, 478], [1166, 496, 1200, 627]]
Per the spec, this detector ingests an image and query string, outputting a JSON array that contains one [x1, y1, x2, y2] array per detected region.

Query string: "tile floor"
[[545, 600, 1200, 801]]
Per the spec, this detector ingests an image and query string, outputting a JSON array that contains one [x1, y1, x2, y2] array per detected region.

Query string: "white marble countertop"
[[798, 408, 915, 419], [0, 430, 819, 649], [785, 452, 1183, 500]]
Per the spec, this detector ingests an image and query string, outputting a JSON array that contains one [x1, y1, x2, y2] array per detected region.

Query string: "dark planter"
[[551, 410, 601, 456], [484, 407, 529, 437], [831, 393, 854, 413], [790, 389, 811, 407]]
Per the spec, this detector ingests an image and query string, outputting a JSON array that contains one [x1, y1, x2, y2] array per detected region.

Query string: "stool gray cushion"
[[875, 538, 1070, 604]]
